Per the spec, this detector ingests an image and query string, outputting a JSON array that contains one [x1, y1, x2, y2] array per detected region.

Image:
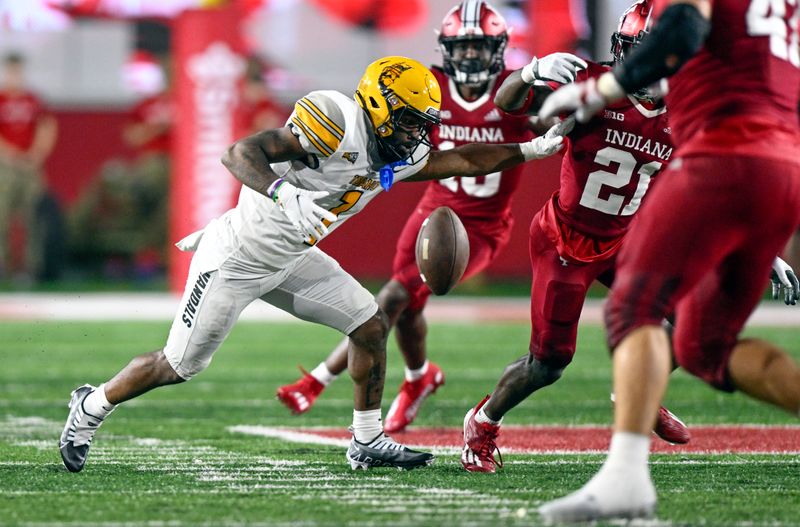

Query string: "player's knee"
[[131, 349, 187, 383], [674, 338, 735, 391], [375, 281, 411, 319], [604, 293, 634, 351], [524, 356, 568, 387], [350, 309, 389, 351]]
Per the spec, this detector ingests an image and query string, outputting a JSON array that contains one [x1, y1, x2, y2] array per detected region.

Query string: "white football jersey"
[[181, 90, 430, 276]]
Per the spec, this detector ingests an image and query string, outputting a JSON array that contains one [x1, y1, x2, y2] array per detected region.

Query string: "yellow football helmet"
[[355, 56, 442, 163]]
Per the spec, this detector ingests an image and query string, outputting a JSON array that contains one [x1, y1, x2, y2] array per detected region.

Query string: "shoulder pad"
[[289, 91, 346, 157]]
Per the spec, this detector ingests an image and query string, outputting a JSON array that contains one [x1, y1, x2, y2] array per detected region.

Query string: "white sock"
[[352, 409, 383, 443], [310, 363, 337, 386], [605, 431, 650, 470], [83, 383, 116, 419], [475, 405, 502, 426], [405, 360, 429, 382]]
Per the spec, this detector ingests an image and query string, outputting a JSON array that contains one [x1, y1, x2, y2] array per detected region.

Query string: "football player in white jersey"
[[59, 56, 566, 473]]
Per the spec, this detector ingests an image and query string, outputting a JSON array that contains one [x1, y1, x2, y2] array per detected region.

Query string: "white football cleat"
[[59, 384, 107, 473], [346, 430, 434, 470], [538, 465, 656, 523]]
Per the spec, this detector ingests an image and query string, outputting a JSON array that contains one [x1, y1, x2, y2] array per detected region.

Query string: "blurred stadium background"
[[2, 2, 799, 526], [0, 0, 636, 292]]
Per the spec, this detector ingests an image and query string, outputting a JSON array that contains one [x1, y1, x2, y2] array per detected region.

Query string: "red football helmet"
[[610, 0, 654, 64], [438, 0, 508, 86]]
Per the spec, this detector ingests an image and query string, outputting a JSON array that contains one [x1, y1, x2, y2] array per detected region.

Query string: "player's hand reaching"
[[539, 71, 626, 123], [521, 52, 588, 85], [519, 118, 572, 161], [770, 256, 800, 305], [269, 179, 337, 243]]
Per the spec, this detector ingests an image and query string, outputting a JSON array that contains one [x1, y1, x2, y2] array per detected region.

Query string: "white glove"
[[771, 256, 800, 305], [521, 52, 588, 85], [270, 179, 337, 243], [519, 118, 571, 161], [539, 71, 626, 123]]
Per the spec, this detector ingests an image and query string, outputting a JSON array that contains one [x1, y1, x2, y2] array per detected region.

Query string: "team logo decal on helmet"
[[355, 56, 442, 165], [438, 0, 509, 86]]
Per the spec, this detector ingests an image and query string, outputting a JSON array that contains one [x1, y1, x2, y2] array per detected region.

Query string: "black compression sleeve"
[[613, 3, 711, 94]]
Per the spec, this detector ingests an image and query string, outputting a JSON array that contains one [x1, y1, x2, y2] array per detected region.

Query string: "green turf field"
[[2, 321, 799, 526]]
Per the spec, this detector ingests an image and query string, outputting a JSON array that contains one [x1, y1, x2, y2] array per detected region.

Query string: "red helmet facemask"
[[610, 0, 656, 100], [438, 0, 508, 87]]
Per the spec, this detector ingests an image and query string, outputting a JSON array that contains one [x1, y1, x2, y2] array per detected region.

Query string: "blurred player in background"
[[59, 55, 567, 474], [240, 55, 290, 135], [536, 0, 800, 521], [68, 51, 173, 279], [460, 0, 692, 474], [0, 51, 57, 281], [276, 0, 585, 434]]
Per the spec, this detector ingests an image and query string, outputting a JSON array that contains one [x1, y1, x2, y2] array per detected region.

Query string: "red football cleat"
[[384, 362, 445, 433], [653, 405, 691, 444], [461, 395, 503, 473], [276, 367, 325, 415], [611, 393, 691, 445]]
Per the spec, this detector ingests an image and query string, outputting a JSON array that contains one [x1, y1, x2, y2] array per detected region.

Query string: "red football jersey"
[[423, 67, 533, 219], [556, 62, 672, 239], [660, 0, 800, 160], [0, 91, 46, 151], [129, 92, 173, 154]]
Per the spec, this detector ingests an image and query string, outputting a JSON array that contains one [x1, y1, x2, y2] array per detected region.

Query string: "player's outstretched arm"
[[221, 127, 306, 197], [493, 69, 537, 113], [540, 0, 711, 122], [405, 120, 567, 183], [494, 53, 587, 114], [222, 127, 336, 243]]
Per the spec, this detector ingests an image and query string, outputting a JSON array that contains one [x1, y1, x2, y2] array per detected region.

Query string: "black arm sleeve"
[[613, 3, 711, 94]]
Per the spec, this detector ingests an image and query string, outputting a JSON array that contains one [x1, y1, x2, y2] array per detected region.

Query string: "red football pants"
[[606, 155, 800, 390], [528, 209, 615, 367]]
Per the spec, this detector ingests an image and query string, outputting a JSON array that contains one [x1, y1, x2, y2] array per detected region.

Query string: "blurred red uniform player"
[[0, 51, 57, 279], [240, 56, 290, 135], [275, 0, 584, 432], [537, 0, 800, 521], [460, 0, 691, 475], [120, 57, 173, 274]]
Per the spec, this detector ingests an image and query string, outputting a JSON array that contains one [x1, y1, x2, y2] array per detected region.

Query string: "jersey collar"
[[447, 77, 497, 112]]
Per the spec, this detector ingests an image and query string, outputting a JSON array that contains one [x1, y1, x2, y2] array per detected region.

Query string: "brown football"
[[415, 206, 470, 295]]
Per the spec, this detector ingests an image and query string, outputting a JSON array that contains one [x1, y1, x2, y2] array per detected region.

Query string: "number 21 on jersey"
[[580, 146, 662, 216]]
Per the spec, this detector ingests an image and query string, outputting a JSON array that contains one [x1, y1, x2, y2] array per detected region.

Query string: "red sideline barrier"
[[170, 5, 247, 291]]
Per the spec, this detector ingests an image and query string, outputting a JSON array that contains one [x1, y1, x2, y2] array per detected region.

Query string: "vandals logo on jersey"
[[342, 152, 359, 164]]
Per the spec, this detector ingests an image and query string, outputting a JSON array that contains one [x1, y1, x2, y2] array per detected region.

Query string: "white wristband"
[[519, 141, 538, 161], [520, 57, 538, 85]]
